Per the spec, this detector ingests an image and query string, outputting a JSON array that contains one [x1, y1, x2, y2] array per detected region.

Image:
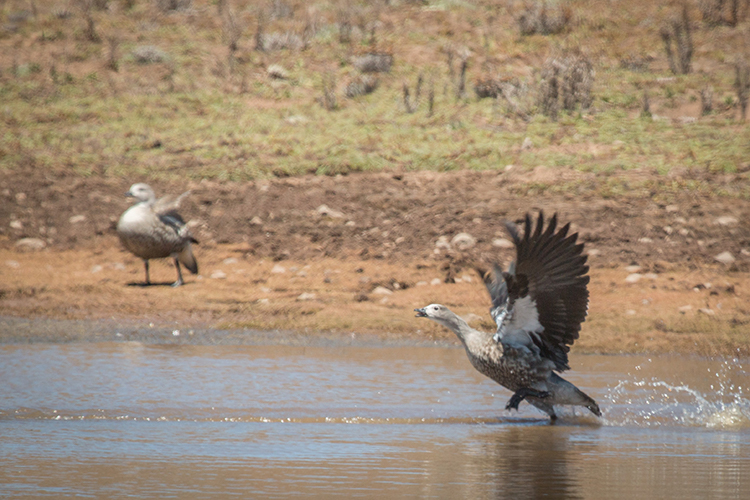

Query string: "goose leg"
[[172, 257, 184, 287], [505, 388, 550, 411], [143, 260, 151, 285]]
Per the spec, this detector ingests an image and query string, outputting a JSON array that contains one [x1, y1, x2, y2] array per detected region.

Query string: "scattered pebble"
[[416, 281, 428, 287], [492, 238, 514, 249], [297, 292, 316, 301], [172, 330, 180, 336], [10, 220, 23, 230], [434, 236, 451, 250], [451, 232, 476, 250], [521, 137, 533, 150], [316, 204, 344, 218], [714, 251, 735, 265], [210, 270, 227, 279], [430, 278, 442, 286], [372, 286, 393, 295], [271, 264, 286, 274], [625, 265, 642, 273], [223, 258, 238, 265], [587, 249, 601, 256], [5, 260, 20, 269], [257, 298, 270, 305], [250, 216, 263, 225], [678, 305, 692, 314], [626, 310, 636, 315], [638, 237, 653, 244], [15, 238, 46, 251], [69, 215, 86, 224], [625, 273, 642, 283], [715, 216, 738, 226], [698, 308, 715, 316], [90, 265, 103, 273]]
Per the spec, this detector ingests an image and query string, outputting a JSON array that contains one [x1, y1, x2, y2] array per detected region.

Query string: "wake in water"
[[602, 357, 750, 429]]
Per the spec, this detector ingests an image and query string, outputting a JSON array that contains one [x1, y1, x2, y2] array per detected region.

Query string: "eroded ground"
[[1, 170, 749, 354]]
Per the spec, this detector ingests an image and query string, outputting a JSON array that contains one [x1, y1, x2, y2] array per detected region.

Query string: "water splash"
[[602, 357, 750, 429]]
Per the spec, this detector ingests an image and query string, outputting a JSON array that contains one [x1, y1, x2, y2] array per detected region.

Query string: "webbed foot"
[[505, 388, 550, 411]]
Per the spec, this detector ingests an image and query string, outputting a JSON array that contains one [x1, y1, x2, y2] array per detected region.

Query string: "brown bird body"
[[416, 212, 600, 420], [117, 183, 198, 287]]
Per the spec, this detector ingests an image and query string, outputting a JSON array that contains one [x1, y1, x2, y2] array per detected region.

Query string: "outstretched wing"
[[485, 212, 589, 371]]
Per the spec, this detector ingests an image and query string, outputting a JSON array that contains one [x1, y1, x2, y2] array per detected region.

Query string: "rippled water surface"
[[2, 338, 750, 499]]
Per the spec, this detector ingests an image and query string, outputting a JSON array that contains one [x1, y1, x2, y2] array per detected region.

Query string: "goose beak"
[[414, 308, 427, 318]]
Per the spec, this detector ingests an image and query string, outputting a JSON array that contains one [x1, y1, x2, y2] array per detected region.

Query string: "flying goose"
[[117, 183, 198, 287], [416, 212, 600, 420]]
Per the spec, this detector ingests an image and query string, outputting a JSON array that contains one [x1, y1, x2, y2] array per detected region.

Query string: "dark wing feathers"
[[504, 211, 589, 371]]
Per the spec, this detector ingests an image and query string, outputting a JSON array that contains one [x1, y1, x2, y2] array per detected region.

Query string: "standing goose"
[[415, 212, 600, 421], [117, 183, 198, 287]]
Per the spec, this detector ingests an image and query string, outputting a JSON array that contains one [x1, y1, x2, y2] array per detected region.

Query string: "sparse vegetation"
[[344, 74, 378, 98], [660, 3, 693, 75], [538, 50, 594, 120], [736, 59, 750, 121], [516, 1, 571, 36], [0, 0, 747, 197]]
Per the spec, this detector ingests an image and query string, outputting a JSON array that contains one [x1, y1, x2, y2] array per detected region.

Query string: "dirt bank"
[[1, 169, 749, 355]]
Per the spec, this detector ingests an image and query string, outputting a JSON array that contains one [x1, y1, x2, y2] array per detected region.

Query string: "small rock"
[[665, 205, 679, 212], [460, 274, 473, 283], [714, 251, 735, 265], [435, 235, 452, 250], [297, 292, 316, 301], [430, 278, 442, 286], [625, 273, 642, 283], [15, 192, 26, 202], [15, 238, 46, 251], [715, 216, 738, 226], [626, 310, 636, 316], [267, 64, 288, 79], [416, 281, 428, 286], [638, 237, 653, 244], [260, 287, 272, 293], [172, 330, 180, 336], [223, 258, 238, 265], [492, 238, 514, 249], [372, 286, 393, 295], [257, 298, 270, 305], [10, 220, 23, 230], [6, 260, 20, 268], [625, 265, 642, 273], [316, 204, 344, 218], [678, 305, 693, 314], [663, 226, 673, 235], [211, 270, 227, 279], [587, 249, 601, 256], [644, 273, 659, 280], [90, 265, 103, 273], [698, 308, 715, 316], [678, 228, 690, 236], [112, 262, 126, 271], [521, 137, 533, 150], [271, 264, 286, 274], [451, 232, 476, 251], [69, 215, 86, 224], [250, 216, 263, 225]]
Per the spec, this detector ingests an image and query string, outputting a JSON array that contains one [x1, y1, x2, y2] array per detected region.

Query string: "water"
[[1, 338, 750, 499]]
